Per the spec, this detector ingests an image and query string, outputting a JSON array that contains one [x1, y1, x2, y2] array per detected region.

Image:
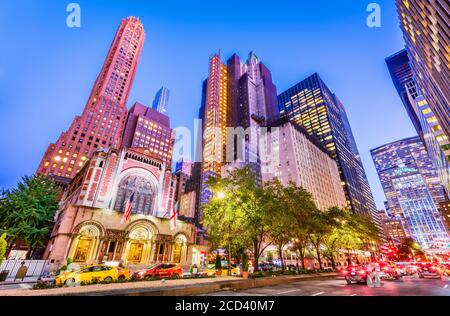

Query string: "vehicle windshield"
[[147, 264, 160, 270]]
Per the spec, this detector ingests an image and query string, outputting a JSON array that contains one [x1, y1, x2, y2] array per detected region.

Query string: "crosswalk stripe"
[[311, 291, 325, 296], [277, 289, 302, 295]]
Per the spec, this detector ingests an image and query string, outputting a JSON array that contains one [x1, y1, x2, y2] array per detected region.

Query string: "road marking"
[[277, 289, 302, 295], [444, 284, 448, 289], [311, 291, 325, 296], [350, 294, 357, 296]]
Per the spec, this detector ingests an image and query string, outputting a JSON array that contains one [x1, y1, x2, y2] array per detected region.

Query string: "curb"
[[72, 273, 339, 296]]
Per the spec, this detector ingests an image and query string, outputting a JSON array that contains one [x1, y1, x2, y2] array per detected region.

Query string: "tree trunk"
[[277, 244, 284, 271], [26, 247, 33, 260], [330, 256, 336, 270], [315, 246, 323, 270], [299, 247, 306, 270], [253, 240, 260, 272], [5, 238, 16, 259], [228, 244, 232, 277], [347, 249, 352, 265]]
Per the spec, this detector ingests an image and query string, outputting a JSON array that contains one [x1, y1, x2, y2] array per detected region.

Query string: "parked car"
[[379, 262, 401, 280], [56, 265, 130, 286], [37, 272, 56, 285], [439, 263, 450, 276], [342, 265, 369, 284], [418, 263, 442, 279], [132, 263, 183, 280], [258, 263, 275, 272], [202, 264, 239, 277]]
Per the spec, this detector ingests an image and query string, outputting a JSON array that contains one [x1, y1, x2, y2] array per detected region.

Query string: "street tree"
[[264, 179, 294, 271], [308, 207, 345, 270], [0, 175, 60, 258], [0, 233, 7, 265], [398, 237, 425, 261], [201, 173, 249, 276], [226, 166, 273, 271], [282, 182, 318, 270]]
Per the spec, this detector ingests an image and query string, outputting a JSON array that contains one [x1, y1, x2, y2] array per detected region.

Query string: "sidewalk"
[[0, 273, 338, 296]]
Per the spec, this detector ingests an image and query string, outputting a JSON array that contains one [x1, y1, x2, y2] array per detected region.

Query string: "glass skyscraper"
[[396, 0, 450, 140], [371, 137, 449, 249], [152, 87, 170, 114], [386, 50, 450, 196], [277, 73, 380, 228]]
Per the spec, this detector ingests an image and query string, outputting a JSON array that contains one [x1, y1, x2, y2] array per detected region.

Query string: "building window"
[[114, 175, 156, 215]]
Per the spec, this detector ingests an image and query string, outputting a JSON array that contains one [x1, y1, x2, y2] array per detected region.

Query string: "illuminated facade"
[[260, 119, 347, 211], [227, 52, 278, 175], [199, 52, 278, 205], [37, 17, 145, 181], [200, 54, 229, 204], [438, 201, 450, 233], [121, 102, 175, 166], [43, 148, 198, 271], [277, 74, 379, 225], [371, 137, 449, 249], [386, 50, 450, 196], [377, 210, 408, 245], [152, 86, 170, 114], [396, 0, 450, 140]]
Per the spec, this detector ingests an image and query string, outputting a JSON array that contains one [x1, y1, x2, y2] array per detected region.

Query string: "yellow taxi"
[[55, 265, 130, 286], [202, 264, 240, 277]]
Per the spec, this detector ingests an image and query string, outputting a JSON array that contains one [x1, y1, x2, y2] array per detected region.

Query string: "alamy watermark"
[[66, 3, 81, 28], [366, 3, 382, 28]]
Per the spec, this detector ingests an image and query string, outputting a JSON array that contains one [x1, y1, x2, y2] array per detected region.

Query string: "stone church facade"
[[44, 148, 201, 271]]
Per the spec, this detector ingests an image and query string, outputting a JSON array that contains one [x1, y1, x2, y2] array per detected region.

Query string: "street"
[[206, 276, 450, 296]]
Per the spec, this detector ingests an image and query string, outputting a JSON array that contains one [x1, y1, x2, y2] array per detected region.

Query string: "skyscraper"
[[152, 86, 170, 114], [199, 52, 278, 204], [200, 54, 229, 204], [385, 50, 423, 137], [277, 73, 379, 224], [37, 17, 145, 180], [121, 102, 175, 166], [386, 50, 450, 196], [396, 0, 450, 140], [371, 137, 449, 249]]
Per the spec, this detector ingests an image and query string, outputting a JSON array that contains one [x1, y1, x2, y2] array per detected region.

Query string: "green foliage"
[[215, 254, 222, 270], [201, 166, 383, 272], [242, 254, 249, 272], [0, 175, 60, 252], [398, 237, 425, 261], [0, 233, 7, 265], [201, 166, 269, 269]]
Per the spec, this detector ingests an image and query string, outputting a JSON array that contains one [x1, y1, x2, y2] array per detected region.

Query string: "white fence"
[[0, 259, 49, 281]]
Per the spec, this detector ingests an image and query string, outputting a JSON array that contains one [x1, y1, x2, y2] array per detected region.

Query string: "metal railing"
[[0, 259, 49, 281]]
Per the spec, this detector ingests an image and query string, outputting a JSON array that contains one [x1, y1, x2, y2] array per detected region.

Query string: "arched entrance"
[[123, 224, 156, 265], [69, 224, 102, 264], [172, 234, 188, 264]]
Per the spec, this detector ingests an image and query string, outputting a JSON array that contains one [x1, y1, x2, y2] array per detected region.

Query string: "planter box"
[[0, 270, 9, 282]]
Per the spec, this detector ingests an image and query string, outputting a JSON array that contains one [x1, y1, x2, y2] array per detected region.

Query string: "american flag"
[[121, 192, 135, 224], [170, 201, 179, 231]]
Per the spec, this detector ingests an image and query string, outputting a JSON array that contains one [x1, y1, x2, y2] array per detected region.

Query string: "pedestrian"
[[373, 263, 382, 287], [248, 263, 254, 274]]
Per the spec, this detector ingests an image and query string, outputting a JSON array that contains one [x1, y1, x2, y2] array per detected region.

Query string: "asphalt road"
[[206, 276, 450, 296]]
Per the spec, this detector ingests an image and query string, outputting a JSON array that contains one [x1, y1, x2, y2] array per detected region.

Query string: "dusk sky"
[[0, 0, 417, 209]]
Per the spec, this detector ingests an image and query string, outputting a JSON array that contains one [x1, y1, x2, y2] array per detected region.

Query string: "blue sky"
[[0, 0, 417, 209]]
